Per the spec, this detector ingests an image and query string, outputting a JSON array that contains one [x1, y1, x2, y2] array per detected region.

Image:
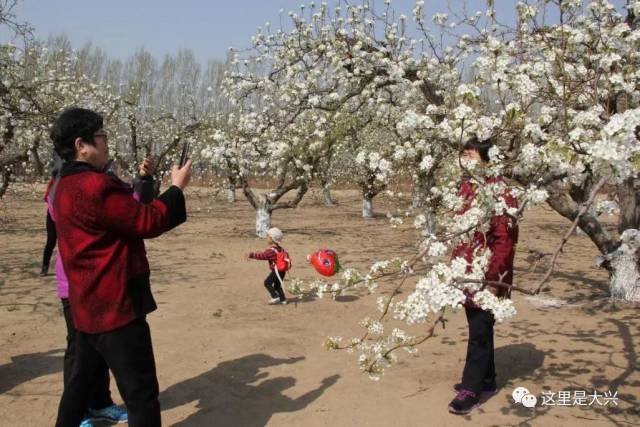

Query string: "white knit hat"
[[267, 227, 283, 243]]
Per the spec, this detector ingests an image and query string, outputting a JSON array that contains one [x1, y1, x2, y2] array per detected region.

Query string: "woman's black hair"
[[50, 107, 103, 161], [462, 136, 493, 163]]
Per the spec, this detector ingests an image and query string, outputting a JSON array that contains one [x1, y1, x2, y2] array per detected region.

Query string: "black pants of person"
[[42, 211, 57, 269], [56, 317, 160, 427], [461, 307, 496, 394], [264, 270, 286, 301], [61, 298, 113, 411]]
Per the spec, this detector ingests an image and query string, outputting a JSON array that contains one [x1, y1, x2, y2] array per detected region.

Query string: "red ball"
[[308, 249, 340, 277]]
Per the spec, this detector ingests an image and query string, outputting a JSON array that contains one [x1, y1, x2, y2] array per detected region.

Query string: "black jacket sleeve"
[[132, 175, 156, 204], [157, 185, 187, 231]]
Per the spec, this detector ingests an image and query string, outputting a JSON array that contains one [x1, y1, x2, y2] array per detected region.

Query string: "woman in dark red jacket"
[[51, 107, 192, 427], [448, 137, 518, 415]]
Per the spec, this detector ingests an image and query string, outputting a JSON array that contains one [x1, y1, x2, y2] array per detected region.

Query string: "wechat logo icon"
[[513, 386, 537, 408]]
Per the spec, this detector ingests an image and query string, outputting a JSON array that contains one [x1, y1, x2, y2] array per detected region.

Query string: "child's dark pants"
[[461, 307, 496, 393], [264, 270, 286, 301]]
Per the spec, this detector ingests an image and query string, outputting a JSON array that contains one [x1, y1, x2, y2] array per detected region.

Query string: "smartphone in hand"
[[179, 140, 190, 167]]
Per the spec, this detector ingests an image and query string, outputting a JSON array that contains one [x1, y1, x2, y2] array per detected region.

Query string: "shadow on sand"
[[160, 353, 339, 426], [0, 348, 64, 394]]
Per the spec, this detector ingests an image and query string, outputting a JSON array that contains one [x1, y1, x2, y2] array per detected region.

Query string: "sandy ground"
[[0, 184, 638, 427]]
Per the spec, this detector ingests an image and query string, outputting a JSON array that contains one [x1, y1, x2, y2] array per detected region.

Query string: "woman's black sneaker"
[[453, 382, 498, 396], [448, 389, 480, 415]]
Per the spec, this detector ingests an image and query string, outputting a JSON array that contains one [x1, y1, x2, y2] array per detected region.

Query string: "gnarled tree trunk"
[[255, 196, 272, 238], [242, 177, 308, 237], [360, 171, 384, 219], [547, 187, 640, 302], [617, 177, 640, 234], [608, 246, 640, 301], [0, 168, 11, 199], [362, 194, 374, 219], [322, 181, 336, 206], [29, 136, 44, 177], [227, 186, 236, 203], [412, 173, 432, 209], [609, 177, 640, 301]]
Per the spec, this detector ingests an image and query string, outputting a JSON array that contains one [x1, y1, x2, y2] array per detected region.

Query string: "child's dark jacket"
[[249, 246, 284, 271]]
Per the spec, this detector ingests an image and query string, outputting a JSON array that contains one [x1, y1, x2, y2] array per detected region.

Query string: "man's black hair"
[[462, 136, 493, 163], [50, 108, 103, 161]]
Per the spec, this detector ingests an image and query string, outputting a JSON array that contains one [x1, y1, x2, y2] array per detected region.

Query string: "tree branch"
[[534, 176, 608, 294]]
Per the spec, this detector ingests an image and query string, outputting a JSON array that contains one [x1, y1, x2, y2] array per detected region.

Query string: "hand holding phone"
[[138, 157, 155, 176], [171, 159, 192, 190]]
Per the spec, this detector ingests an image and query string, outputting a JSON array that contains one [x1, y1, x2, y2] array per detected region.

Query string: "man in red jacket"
[[448, 137, 519, 415], [51, 108, 192, 427]]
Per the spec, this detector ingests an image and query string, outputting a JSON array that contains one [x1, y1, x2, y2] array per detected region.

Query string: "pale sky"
[[1, 0, 630, 63]]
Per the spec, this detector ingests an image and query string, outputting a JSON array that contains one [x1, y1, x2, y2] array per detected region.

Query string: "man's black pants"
[[61, 298, 113, 411], [461, 307, 496, 394], [56, 317, 160, 427], [264, 270, 286, 301]]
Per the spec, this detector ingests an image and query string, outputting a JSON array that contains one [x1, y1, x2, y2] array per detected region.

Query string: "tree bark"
[[255, 196, 272, 238], [546, 190, 619, 256], [411, 191, 424, 209], [29, 136, 44, 177], [362, 194, 374, 219], [227, 186, 236, 203], [360, 171, 384, 220], [226, 174, 236, 203], [422, 210, 438, 236], [322, 182, 336, 206], [128, 113, 139, 165], [547, 188, 640, 301], [0, 168, 11, 199], [608, 244, 640, 302], [411, 171, 433, 209], [617, 176, 640, 235], [0, 152, 28, 199]]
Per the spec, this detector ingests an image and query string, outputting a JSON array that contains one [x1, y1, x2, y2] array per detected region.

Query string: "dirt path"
[[1, 185, 638, 426]]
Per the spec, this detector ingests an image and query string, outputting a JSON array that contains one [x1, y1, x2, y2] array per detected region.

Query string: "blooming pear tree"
[[218, 3, 399, 236], [101, 49, 212, 191], [352, 125, 397, 219], [2, 0, 639, 381], [1, 27, 119, 198], [44, 43, 229, 189], [275, 0, 640, 380], [462, 0, 640, 300], [202, 101, 346, 236], [217, 0, 464, 233]]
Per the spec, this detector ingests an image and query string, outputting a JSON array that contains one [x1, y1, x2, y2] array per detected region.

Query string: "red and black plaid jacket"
[[249, 246, 283, 270], [452, 176, 519, 306], [54, 161, 186, 333]]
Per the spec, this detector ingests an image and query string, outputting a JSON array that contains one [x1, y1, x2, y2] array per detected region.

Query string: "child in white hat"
[[247, 227, 291, 305]]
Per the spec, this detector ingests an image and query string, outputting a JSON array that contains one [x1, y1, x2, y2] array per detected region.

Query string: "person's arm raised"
[[133, 156, 156, 204], [97, 161, 192, 238], [170, 159, 192, 190]]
